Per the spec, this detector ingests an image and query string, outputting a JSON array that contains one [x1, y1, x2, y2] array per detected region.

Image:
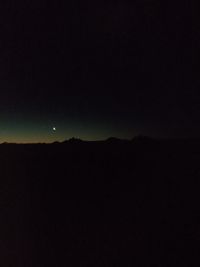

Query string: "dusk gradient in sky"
[[0, 1, 199, 142]]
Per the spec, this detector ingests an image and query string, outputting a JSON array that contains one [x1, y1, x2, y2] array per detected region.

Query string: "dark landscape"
[[0, 0, 200, 265], [1, 136, 200, 266]]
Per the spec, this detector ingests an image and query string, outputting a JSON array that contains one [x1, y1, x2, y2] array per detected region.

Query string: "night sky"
[[0, 1, 199, 143]]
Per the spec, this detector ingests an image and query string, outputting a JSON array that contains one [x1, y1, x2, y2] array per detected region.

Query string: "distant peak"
[[63, 137, 83, 143]]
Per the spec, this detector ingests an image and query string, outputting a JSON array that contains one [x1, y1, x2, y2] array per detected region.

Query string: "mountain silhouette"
[[0, 137, 200, 266]]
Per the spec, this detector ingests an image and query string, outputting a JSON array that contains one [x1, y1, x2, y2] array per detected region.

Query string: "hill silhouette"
[[0, 137, 200, 266]]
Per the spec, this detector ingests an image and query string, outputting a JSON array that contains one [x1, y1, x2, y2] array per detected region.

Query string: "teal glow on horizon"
[[0, 117, 137, 143]]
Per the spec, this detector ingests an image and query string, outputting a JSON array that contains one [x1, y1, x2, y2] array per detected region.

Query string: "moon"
[[53, 127, 56, 131]]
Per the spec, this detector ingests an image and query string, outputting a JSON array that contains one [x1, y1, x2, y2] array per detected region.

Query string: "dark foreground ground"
[[0, 137, 200, 266]]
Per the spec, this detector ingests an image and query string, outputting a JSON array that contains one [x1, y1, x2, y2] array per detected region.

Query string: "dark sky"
[[0, 1, 199, 142]]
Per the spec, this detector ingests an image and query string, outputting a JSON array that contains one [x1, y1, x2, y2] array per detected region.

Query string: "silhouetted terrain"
[[0, 137, 200, 266]]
